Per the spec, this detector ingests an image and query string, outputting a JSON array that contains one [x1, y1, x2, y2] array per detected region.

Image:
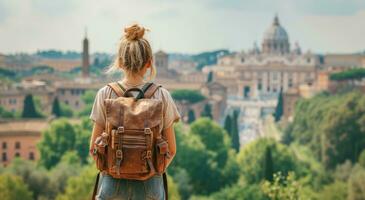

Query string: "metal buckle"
[[144, 128, 151, 135], [117, 126, 124, 133], [116, 149, 123, 159], [146, 150, 152, 159]]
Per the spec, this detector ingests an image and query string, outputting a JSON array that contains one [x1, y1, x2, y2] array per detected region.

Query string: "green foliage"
[[52, 97, 74, 117], [192, 49, 230, 70], [0, 106, 15, 118], [201, 103, 213, 119], [38, 119, 77, 168], [22, 94, 43, 118], [207, 71, 213, 83], [330, 68, 365, 81], [56, 165, 97, 200], [0, 174, 33, 200], [223, 114, 232, 137], [169, 119, 239, 196], [347, 165, 365, 200], [167, 175, 182, 200], [52, 97, 62, 117], [192, 183, 267, 200], [261, 172, 300, 200], [78, 90, 97, 117], [237, 138, 303, 184], [359, 150, 365, 168], [318, 181, 347, 200], [171, 89, 206, 104], [188, 109, 196, 124], [285, 91, 365, 169], [264, 146, 274, 182], [231, 110, 240, 152], [274, 90, 283, 122]]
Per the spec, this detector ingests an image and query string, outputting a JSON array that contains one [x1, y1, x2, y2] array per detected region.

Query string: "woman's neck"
[[122, 74, 145, 86]]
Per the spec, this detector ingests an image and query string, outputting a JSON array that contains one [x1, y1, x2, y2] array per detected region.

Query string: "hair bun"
[[124, 24, 146, 41]]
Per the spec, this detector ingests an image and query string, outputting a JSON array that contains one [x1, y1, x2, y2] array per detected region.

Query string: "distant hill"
[[168, 49, 230, 71], [36, 50, 81, 59]]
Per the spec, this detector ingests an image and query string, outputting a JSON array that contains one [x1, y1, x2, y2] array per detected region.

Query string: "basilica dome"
[[261, 15, 290, 54]]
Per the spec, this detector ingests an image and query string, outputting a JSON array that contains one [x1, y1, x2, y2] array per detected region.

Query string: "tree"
[[273, 89, 283, 122], [223, 115, 232, 137], [171, 89, 206, 104], [78, 90, 97, 117], [0, 106, 14, 118], [263, 146, 274, 182], [237, 138, 303, 184], [231, 110, 240, 152], [0, 174, 33, 200], [52, 97, 61, 117], [201, 103, 213, 119], [261, 172, 301, 200], [56, 165, 97, 200], [284, 91, 365, 169], [37, 119, 77, 169], [207, 71, 213, 83], [347, 165, 365, 200], [187, 109, 196, 124], [22, 94, 42, 118]]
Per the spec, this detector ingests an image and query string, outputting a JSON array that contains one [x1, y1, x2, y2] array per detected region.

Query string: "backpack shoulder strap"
[[107, 82, 126, 97], [143, 82, 162, 98]]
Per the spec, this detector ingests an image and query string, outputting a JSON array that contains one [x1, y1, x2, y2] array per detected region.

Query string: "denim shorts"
[[96, 174, 165, 200]]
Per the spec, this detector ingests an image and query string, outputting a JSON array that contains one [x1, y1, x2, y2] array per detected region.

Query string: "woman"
[[89, 24, 180, 200]]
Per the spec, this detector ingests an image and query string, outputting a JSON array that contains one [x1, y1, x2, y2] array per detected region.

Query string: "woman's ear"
[[145, 59, 152, 68]]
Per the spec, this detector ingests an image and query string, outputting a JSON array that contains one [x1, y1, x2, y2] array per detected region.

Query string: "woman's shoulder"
[[96, 85, 112, 99]]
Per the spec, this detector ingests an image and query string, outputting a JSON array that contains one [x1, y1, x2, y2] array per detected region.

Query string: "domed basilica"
[[207, 15, 319, 99]]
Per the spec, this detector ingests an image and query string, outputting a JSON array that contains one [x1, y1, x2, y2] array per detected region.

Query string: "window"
[[15, 141, 21, 149], [29, 152, 35, 160], [288, 79, 293, 88], [2, 152, 7, 161], [75, 101, 79, 107], [15, 152, 20, 157], [2, 142, 7, 149]]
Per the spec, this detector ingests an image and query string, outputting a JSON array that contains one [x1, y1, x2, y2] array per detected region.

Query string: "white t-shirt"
[[89, 81, 181, 132]]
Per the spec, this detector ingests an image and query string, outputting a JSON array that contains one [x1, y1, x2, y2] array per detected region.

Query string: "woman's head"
[[108, 24, 156, 79]]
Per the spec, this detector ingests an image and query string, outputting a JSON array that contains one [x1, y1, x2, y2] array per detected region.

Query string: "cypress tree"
[[224, 114, 232, 137], [207, 71, 213, 83], [263, 146, 274, 181], [22, 94, 41, 118], [274, 89, 284, 122], [187, 109, 196, 124], [52, 97, 61, 117], [201, 103, 213, 119], [231, 110, 240, 152]]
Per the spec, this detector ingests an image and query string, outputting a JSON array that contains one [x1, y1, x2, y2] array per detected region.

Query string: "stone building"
[[0, 120, 48, 166], [206, 15, 319, 99]]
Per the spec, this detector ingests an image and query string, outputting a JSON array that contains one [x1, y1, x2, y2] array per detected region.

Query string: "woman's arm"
[[163, 125, 176, 168], [89, 122, 104, 156]]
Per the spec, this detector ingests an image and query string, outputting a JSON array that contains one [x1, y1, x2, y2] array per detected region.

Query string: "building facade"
[[206, 15, 319, 99]]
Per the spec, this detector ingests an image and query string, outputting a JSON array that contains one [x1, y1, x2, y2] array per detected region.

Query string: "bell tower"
[[82, 28, 90, 78]]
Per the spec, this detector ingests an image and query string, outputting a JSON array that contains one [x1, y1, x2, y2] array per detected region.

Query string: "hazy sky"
[[0, 0, 364, 54]]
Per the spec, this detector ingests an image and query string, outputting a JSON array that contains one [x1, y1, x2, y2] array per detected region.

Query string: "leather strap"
[[144, 83, 162, 98], [107, 82, 126, 97], [91, 172, 100, 200], [163, 173, 168, 200]]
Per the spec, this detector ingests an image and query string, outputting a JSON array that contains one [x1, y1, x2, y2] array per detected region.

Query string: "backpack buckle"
[[116, 149, 123, 159], [145, 150, 152, 159], [117, 126, 124, 133], [144, 128, 151, 135]]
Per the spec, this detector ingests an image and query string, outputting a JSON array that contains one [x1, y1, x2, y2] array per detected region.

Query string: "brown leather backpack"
[[92, 82, 170, 180]]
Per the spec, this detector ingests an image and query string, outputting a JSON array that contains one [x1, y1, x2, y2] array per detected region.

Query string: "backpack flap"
[[105, 97, 163, 130]]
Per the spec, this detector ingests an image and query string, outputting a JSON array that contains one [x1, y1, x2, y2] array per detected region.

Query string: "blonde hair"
[[107, 24, 156, 80]]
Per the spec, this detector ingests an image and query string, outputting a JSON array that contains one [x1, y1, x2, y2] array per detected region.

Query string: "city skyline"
[[0, 0, 364, 54]]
